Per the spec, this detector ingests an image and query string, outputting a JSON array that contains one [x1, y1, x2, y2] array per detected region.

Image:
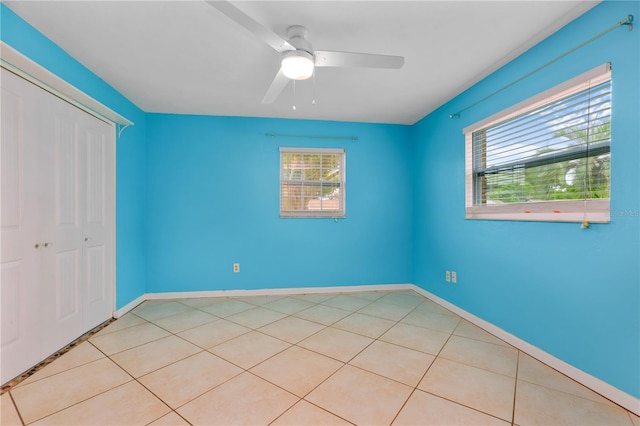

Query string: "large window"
[[465, 64, 611, 222], [280, 148, 345, 218]]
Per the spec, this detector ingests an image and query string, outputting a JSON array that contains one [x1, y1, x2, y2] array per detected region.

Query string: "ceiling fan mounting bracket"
[[287, 25, 308, 39], [286, 25, 313, 54]]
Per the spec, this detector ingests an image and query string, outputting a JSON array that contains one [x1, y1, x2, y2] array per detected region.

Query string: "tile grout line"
[[207, 329, 293, 371], [242, 370, 302, 423], [20, 372, 137, 424], [115, 312, 250, 423], [388, 317, 459, 425], [8, 390, 27, 426], [86, 338, 184, 424], [420, 318, 515, 423], [511, 357, 631, 411], [435, 333, 522, 380], [286, 297, 425, 424], [419, 389, 515, 425], [153, 308, 318, 420], [133, 300, 325, 418], [511, 350, 521, 426], [229, 296, 387, 423], [143, 296, 364, 422], [268, 398, 356, 426], [388, 297, 453, 422], [6, 348, 109, 393], [90, 319, 176, 357], [389, 306, 519, 425], [292, 325, 375, 364]]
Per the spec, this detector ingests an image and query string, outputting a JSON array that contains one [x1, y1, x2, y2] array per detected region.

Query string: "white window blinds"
[[465, 64, 612, 222], [280, 148, 345, 218]]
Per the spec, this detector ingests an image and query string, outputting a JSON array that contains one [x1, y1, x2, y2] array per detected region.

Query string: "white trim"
[[465, 132, 474, 209], [145, 283, 414, 301], [109, 124, 118, 325], [463, 63, 612, 223], [114, 294, 146, 318], [410, 285, 640, 416], [465, 199, 610, 223], [117, 283, 414, 313], [280, 147, 346, 218], [0, 42, 133, 127]]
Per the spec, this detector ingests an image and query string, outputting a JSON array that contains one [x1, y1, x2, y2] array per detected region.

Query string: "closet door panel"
[[82, 116, 114, 329], [55, 114, 79, 228], [0, 70, 44, 383], [1, 83, 23, 231], [43, 104, 86, 350], [54, 250, 81, 320], [0, 262, 22, 346]]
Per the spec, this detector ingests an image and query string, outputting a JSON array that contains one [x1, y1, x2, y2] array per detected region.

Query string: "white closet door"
[[42, 96, 86, 350], [1, 69, 44, 383], [80, 110, 114, 330], [0, 68, 115, 384]]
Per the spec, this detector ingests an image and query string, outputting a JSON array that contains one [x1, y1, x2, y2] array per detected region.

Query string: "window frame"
[[464, 63, 611, 223], [279, 147, 346, 218]]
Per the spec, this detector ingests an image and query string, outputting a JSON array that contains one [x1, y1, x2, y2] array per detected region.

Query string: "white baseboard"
[[114, 283, 639, 415], [115, 284, 413, 316], [114, 294, 146, 318], [145, 283, 415, 300], [410, 285, 640, 416]]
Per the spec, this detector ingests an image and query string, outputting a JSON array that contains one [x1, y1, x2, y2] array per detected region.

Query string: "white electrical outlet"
[[451, 271, 457, 283], [445, 271, 451, 282], [233, 263, 240, 273]]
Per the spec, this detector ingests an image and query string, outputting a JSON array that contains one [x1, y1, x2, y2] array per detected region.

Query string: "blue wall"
[[0, 4, 148, 309], [145, 115, 413, 292], [412, 0, 639, 398]]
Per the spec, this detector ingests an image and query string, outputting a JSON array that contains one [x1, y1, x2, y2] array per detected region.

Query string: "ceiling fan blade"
[[206, 1, 294, 52], [315, 51, 404, 69], [262, 69, 290, 104]]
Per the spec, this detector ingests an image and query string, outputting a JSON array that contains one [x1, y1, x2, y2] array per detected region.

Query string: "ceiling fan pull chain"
[[312, 73, 316, 106], [292, 80, 297, 111]]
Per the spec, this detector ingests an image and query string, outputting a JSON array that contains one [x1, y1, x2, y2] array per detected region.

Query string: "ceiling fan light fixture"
[[281, 50, 314, 80]]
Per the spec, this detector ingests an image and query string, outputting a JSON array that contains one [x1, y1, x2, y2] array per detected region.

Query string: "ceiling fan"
[[206, 1, 405, 104]]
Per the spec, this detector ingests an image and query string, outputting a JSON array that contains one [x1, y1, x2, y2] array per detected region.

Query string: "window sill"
[[465, 200, 610, 223], [280, 212, 345, 219]]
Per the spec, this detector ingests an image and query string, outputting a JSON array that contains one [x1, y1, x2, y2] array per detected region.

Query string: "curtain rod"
[[449, 14, 633, 119], [265, 132, 358, 141]]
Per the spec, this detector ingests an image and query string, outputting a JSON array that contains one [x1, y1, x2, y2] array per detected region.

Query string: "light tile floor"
[[1, 290, 638, 425]]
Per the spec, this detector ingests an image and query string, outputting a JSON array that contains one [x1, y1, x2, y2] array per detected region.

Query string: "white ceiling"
[[5, 1, 599, 125]]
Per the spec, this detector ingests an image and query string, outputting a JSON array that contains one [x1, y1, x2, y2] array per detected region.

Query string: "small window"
[[280, 148, 345, 218], [465, 64, 611, 222]]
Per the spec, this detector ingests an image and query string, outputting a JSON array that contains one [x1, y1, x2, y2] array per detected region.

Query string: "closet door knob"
[[44, 242, 52, 247], [84, 237, 90, 242], [35, 243, 42, 249]]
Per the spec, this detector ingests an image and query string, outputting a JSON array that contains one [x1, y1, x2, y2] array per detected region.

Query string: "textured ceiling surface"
[[5, 1, 598, 124]]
